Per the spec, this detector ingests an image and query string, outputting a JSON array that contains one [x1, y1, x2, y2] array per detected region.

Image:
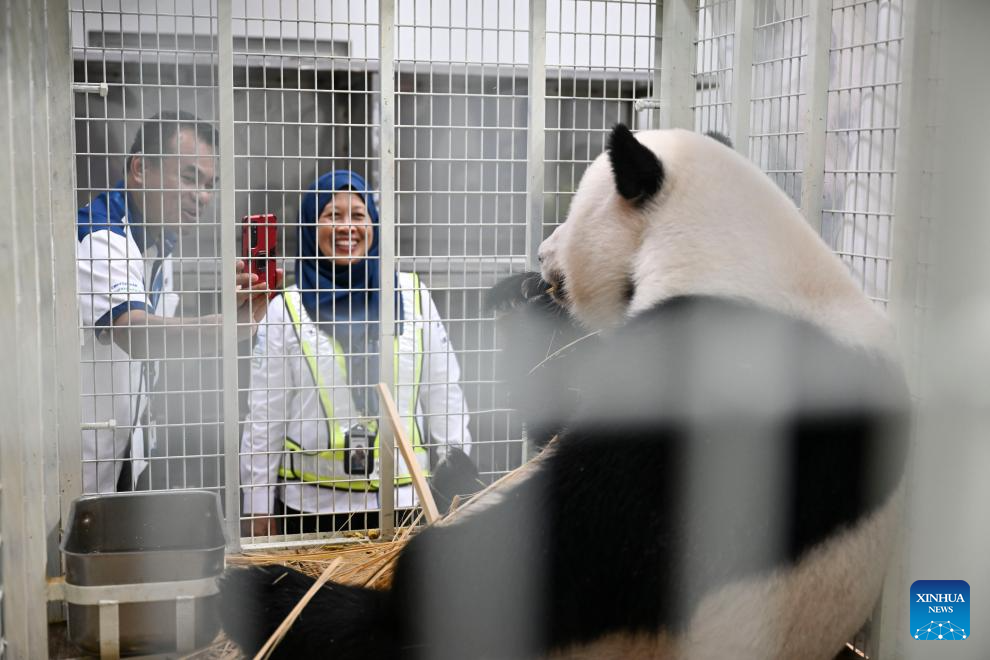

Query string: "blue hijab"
[[296, 170, 401, 414]]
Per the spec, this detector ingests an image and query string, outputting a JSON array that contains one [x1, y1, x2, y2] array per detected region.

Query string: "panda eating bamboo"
[[219, 125, 909, 660]]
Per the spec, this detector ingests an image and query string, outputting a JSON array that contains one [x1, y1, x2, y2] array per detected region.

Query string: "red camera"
[[241, 213, 279, 292]]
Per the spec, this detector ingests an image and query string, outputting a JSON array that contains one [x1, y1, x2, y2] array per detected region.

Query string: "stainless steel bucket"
[[60, 490, 225, 656]]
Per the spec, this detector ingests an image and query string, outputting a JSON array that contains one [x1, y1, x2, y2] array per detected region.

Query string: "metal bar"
[[34, 0, 78, 625], [799, 0, 833, 233], [730, 0, 755, 155], [885, 0, 927, 361], [217, 0, 242, 552], [652, 0, 664, 129], [378, 0, 397, 539], [876, 0, 932, 651], [175, 596, 196, 653], [659, 0, 699, 129], [525, 0, 547, 273], [79, 420, 118, 431], [62, 577, 220, 605], [0, 0, 55, 655], [71, 81, 108, 97], [98, 601, 121, 660]]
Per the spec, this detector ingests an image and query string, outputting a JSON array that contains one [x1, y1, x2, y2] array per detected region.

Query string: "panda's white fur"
[[218, 126, 909, 660], [540, 129, 895, 358]]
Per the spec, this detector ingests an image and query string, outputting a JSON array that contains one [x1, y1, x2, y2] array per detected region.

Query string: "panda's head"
[[539, 125, 894, 353]]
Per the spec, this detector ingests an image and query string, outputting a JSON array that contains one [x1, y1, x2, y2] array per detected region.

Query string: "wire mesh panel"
[[393, 0, 530, 485], [694, 0, 735, 135], [544, 0, 659, 235], [66, 0, 912, 575], [31, 0, 958, 654], [71, 0, 225, 497], [821, 0, 904, 304], [749, 0, 808, 206], [231, 2, 395, 544], [691, 0, 904, 308]]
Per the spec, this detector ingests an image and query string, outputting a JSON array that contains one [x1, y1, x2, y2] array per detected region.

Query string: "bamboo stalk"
[[376, 382, 441, 523], [253, 557, 343, 660]]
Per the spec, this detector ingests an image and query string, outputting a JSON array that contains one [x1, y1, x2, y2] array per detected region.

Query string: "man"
[[77, 111, 281, 493]]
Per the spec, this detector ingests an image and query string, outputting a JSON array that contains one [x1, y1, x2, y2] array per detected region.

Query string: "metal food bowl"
[[60, 490, 226, 656]]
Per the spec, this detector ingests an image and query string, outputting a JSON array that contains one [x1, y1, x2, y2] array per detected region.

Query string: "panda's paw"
[[485, 271, 550, 312], [430, 447, 483, 515]]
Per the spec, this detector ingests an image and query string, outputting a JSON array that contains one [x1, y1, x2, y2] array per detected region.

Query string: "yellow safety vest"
[[278, 275, 427, 490]]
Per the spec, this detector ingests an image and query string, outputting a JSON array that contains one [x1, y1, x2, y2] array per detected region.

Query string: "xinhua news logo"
[[911, 580, 970, 641]]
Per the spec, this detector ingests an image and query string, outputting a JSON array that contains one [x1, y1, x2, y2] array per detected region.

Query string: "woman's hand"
[[241, 515, 281, 537], [235, 260, 285, 336]]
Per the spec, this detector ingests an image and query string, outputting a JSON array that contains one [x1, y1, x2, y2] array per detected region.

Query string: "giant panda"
[[219, 125, 909, 660]]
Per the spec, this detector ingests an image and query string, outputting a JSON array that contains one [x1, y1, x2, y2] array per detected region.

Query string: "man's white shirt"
[[77, 189, 178, 493]]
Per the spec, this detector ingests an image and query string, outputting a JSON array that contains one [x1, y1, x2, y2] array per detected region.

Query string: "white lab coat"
[[240, 275, 472, 515]]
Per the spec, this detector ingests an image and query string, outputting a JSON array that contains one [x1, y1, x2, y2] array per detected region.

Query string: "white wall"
[[70, 0, 656, 67]]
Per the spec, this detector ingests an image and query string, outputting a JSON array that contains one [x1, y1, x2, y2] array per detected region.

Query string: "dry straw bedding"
[[181, 529, 414, 660], [181, 453, 547, 660]]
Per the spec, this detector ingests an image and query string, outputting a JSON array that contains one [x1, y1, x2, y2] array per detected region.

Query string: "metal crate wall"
[[0, 0, 946, 656], [63, 0, 917, 547], [65, 0, 665, 549], [822, 0, 904, 305], [693, 0, 904, 305]]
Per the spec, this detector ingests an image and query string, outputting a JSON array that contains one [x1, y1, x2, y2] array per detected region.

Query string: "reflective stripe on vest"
[[278, 275, 427, 490]]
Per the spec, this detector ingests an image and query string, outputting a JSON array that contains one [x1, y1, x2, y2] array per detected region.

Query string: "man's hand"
[[241, 515, 281, 537]]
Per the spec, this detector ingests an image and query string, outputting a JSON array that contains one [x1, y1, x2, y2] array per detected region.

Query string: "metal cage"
[[7, 0, 983, 658]]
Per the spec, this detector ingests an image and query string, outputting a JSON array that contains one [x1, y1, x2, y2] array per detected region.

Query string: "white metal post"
[[0, 0, 62, 655], [651, 0, 665, 129], [33, 0, 62, 620], [886, 0, 930, 384], [522, 0, 549, 462], [799, 0, 832, 234], [876, 0, 933, 653], [52, 0, 82, 557], [378, 0, 397, 539], [525, 0, 547, 273], [218, 0, 242, 552], [659, 0, 699, 130], [36, 0, 80, 624], [729, 0, 755, 156]]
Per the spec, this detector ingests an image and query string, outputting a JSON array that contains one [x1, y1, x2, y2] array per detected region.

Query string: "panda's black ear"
[[607, 124, 664, 205], [706, 131, 733, 149]]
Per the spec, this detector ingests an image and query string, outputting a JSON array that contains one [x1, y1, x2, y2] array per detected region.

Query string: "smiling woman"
[[238, 169, 478, 538], [316, 191, 374, 266]]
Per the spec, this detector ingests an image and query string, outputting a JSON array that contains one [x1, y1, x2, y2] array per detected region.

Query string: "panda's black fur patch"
[[705, 130, 733, 148], [429, 446, 482, 514], [220, 294, 909, 660], [608, 124, 665, 204], [486, 271, 598, 450], [219, 564, 392, 658]]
